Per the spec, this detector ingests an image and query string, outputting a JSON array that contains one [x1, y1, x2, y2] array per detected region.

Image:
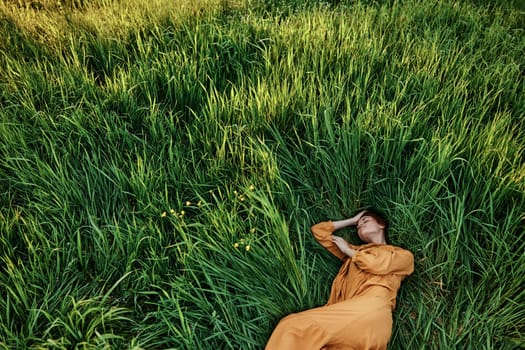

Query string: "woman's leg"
[[265, 296, 392, 350], [265, 310, 331, 350]]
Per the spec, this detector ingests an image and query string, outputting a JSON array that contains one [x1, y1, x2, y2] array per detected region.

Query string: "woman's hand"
[[349, 210, 367, 226], [331, 235, 356, 257]]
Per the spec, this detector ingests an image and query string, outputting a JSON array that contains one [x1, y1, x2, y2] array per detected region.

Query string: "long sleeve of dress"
[[353, 246, 414, 276], [311, 221, 357, 261]]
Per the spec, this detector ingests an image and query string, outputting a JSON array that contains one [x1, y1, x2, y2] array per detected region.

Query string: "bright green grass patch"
[[0, 0, 524, 348]]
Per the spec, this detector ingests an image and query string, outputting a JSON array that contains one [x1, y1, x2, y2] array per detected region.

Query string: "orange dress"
[[265, 221, 414, 350]]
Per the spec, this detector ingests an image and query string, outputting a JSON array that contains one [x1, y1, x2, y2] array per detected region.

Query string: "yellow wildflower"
[[245, 245, 251, 251], [185, 201, 192, 206], [234, 242, 239, 248], [161, 211, 167, 217], [249, 185, 255, 191]]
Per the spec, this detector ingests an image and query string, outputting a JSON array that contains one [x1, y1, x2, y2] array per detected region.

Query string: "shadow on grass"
[[0, 14, 50, 65]]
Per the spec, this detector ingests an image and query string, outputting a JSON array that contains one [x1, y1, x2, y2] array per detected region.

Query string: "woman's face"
[[356, 215, 385, 242]]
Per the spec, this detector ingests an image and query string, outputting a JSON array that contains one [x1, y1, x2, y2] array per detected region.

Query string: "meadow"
[[0, 0, 524, 348]]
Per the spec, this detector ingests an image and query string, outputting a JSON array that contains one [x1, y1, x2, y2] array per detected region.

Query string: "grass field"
[[0, 0, 524, 348]]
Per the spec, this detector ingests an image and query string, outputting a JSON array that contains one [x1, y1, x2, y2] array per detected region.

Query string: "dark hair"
[[362, 208, 389, 242]]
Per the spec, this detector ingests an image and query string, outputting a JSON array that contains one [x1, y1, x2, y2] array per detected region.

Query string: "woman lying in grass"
[[266, 209, 414, 350]]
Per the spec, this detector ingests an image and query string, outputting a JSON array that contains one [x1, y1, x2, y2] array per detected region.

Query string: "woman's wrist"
[[345, 247, 356, 257]]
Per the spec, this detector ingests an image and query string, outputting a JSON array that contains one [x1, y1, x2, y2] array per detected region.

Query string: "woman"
[[265, 209, 414, 350]]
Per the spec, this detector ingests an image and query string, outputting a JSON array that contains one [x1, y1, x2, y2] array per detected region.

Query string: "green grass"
[[0, 0, 524, 348]]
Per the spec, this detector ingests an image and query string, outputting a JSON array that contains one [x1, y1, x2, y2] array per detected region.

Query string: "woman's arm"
[[311, 211, 366, 259], [332, 210, 367, 230], [331, 235, 356, 258], [311, 222, 347, 260]]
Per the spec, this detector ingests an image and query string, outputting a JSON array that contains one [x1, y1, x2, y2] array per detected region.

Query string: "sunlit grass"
[[1, 0, 524, 348]]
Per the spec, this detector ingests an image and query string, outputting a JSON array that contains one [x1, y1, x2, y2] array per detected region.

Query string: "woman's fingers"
[[351, 210, 367, 225], [332, 235, 346, 246]]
